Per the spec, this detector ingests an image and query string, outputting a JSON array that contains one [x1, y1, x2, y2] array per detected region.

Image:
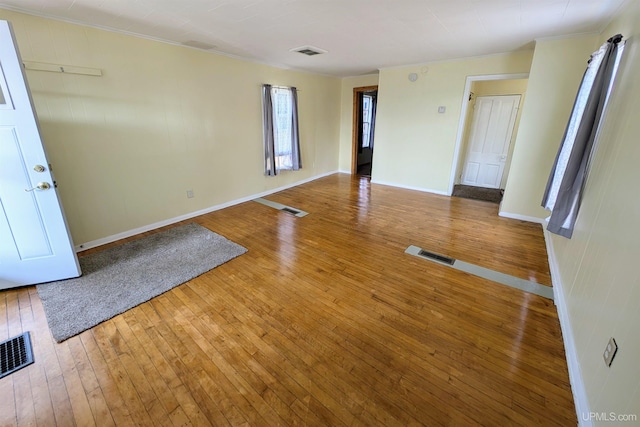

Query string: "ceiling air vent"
[[291, 45, 327, 56]]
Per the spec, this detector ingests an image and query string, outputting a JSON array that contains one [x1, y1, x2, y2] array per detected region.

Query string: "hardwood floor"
[[0, 174, 575, 426]]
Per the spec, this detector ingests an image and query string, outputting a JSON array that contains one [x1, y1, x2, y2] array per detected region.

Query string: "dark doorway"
[[352, 86, 378, 176]]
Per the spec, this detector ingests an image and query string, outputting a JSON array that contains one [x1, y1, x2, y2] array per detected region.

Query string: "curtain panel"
[[262, 84, 277, 176], [542, 34, 624, 238]]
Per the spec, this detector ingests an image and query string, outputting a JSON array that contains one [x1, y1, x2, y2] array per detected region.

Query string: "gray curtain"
[[262, 84, 301, 176], [542, 34, 623, 238], [290, 87, 302, 171], [262, 84, 277, 176]]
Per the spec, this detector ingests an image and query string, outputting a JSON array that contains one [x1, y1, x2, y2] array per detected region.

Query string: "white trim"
[[534, 31, 600, 43], [544, 228, 592, 427], [338, 169, 352, 175], [498, 211, 545, 224], [370, 179, 448, 196], [75, 170, 338, 251], [448, 73, 530, 196]]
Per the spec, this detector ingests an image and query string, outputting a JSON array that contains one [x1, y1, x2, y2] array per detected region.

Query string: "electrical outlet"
[[603, 337, 618, 367], [186, 190, 194, 199]]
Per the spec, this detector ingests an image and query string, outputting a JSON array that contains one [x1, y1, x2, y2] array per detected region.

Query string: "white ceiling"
[[0, 0, 628, 77]]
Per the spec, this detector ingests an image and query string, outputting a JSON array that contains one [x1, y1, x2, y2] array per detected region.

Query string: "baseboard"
[[76, 170, 339, 251], [498, 211, 546, 224], [369, 179, 449, 196], [338, 169, 352, 175], [544, 228, 592, 427]]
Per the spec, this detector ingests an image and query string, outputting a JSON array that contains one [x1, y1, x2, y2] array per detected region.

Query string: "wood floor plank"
[[67, 335, 116, 427], [91, 322, 156, 425], [47, 373, 77, 427], [137, 300, 237, 426], [0, 292, 9, 341], [196, 277, 369, 425], [108, 317, 174, 426], [169, 286, 307, 425], [28, 353, 56, 427], [13, 368, 37, 427], [206, 274, 421, 426], [79, 331, 135, 427], [0, 294, 16, 426], [0, 374, 17, 427], [217, 272, 473, 426], [120, 310, 213, 427], [54, 338, 98, 426], [5, 289, 22, 338], [0, 174, 576, 425], [153, 293, 275, 426]]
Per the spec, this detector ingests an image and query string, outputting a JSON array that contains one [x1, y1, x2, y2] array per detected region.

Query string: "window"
[[362, 94, 373, 148], [542, 34, 624, 238], [262, 84, 301, 176]]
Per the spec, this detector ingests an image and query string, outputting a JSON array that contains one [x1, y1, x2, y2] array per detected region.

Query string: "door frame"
[[351, 85, 378, 175], [448, 73, 528, 195]]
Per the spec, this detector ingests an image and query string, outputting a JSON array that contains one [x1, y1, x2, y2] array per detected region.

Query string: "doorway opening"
[[352, 86, 378, 176], [449, 74, 529, 202]]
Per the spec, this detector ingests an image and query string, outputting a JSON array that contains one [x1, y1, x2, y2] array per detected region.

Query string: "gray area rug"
[[37, 223, 247, 342]]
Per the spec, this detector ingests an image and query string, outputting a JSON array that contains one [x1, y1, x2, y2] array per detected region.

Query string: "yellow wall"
[[338, 74, 380, 172], [546, 1, 640, 422], [1, 9, 341, 245], [500, 35, 599, 219], [371, 51, 533, 193], [457, 78, 529, 188]]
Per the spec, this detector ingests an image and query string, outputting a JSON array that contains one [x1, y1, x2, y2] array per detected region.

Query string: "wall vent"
[[291, 45, 327, 56], [1, 332, 34, 379]]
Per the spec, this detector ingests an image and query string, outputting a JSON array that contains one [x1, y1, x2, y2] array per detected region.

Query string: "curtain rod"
[[263, 84, 300, 91]]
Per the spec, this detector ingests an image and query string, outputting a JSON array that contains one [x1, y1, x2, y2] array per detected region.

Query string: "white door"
[[461, 95, 521, 189], [0, 21, 80, 289]]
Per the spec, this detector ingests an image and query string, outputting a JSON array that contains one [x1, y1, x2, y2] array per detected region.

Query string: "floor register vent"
[[281, 207, 301, 215], [253, 198, 309, 217], [406, 244, 554, 300], [1, 332, 34, 379], [417, 249, 456, 265]]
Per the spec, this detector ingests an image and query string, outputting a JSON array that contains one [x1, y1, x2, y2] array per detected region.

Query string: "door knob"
[[24, 182, 51, 192]]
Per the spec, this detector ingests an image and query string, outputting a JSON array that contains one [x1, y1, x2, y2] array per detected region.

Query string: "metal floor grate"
[[0, 332, 34, 379], [281, 207, 301, 215], [253, 198, 309, 217], [417, 249, 456, 265]]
